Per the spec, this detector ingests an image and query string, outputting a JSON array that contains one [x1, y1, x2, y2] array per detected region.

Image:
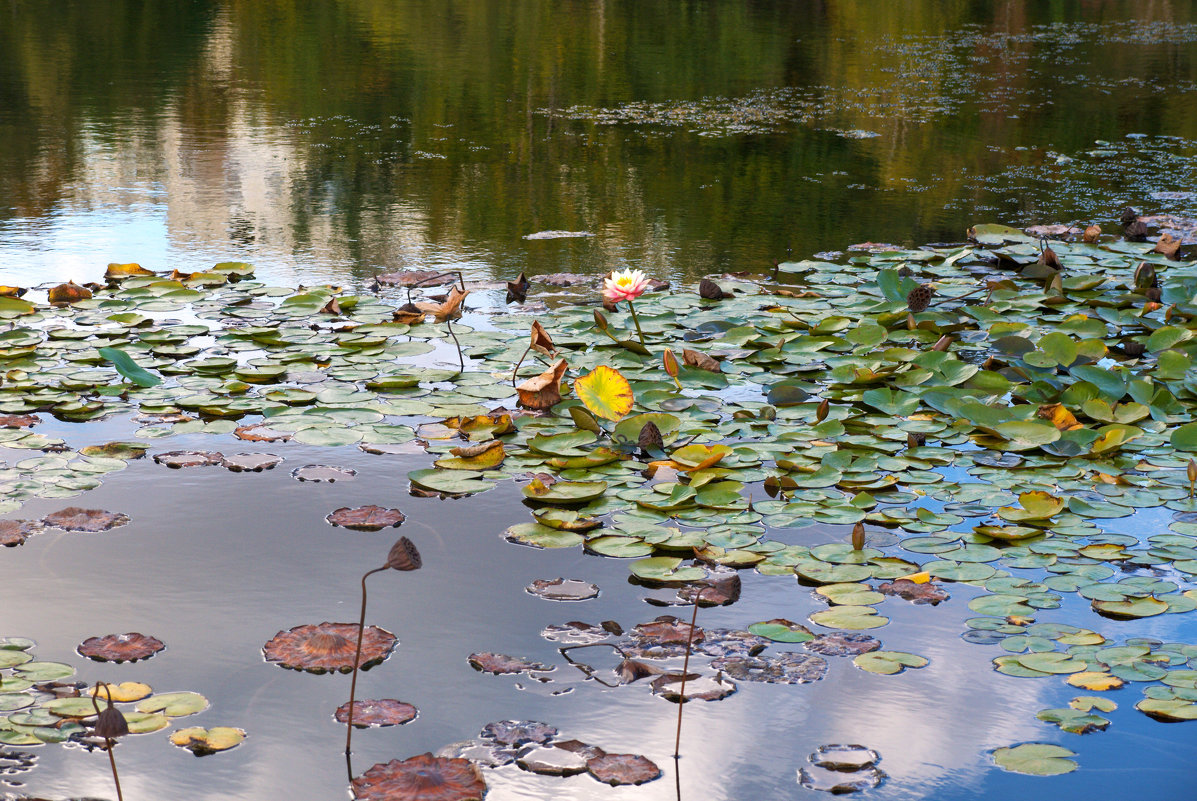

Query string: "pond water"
[[3, 2, 1197, 801]]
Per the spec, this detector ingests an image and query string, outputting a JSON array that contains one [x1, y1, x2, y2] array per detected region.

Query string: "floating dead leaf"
[[0, 414, 39, 428], [682, 348, 721, 372], [326, 505, 406, 531], [587, 753, 662, 786], [1037, 242, 1062, 271], [423, 286, 469, 321], [516, 359, 567, 410], [221, 453, 283, 472], [376, 270, 458, 287], [506, 272, 529, 303], [468, 653, 549, 675], [47, 281, 92, 304], [711, 652, 828, 684], [105, 263, 155, 279], [233, 424, 292, 442], [616, 658, 664, 683], [630, 617, 704, 646], [0, 519, 42, 547], [352, 753, 487, 801], [529, 320, 555, 356], [42, 507, 130, 533], [392, 303, 425, 324], [335, 699, 417, 728], [78, 633, 165, 663], [676, 571, 741, 606], [436, 439, 505, 469], [650, 671, 737, 701], [480, 720, 558, 746], [698, 278, 726, 300], [153, 450, 223, 468], [1154, 232, 1181, 259], [1083, 224, 1101, 243], [1037, 403, 1082, 431], [527, 578, 600, 601], [518, 746, 588, 776], [877, 579, 950, 605], [292, 465, 356, 482], [263, 622, 396, 674], [319, 297, 343, 315], [805, 632, 882, 657]]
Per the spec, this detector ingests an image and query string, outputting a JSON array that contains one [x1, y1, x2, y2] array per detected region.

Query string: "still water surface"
[[3, 2, 1197, 799]]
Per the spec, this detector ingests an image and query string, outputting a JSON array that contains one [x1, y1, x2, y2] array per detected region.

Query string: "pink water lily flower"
[[602, 268, 650, 303]]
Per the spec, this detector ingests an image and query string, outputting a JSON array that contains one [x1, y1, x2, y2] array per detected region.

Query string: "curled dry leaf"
[[1083, 224, 1101, 243], [326, 506, 406, 531], [0, 414, 40, 428], [47, 281, 93, 304], [428, 286, 470, 321], [263, 622, 397, 674], [682, 348, 720, 372], [42, 507, 130, 533], [1154, 232, 1182, 259], [153, 450, 223, 468], [335, 699, 418, 727], [0, 285, 27, 297], [516, 359, 567, 410], [392, 303, 425, 325], [448, 439, 505, 459], [506, 272, 529, 303], [698, 278, 726, 300], [586, 753, 662, 786], [677, 571, 741, 606], [352, 753, 487, 801], [78, 633, 165, 663], [638, 421, 664, 452], [878, 579, 950, 605], [529, 320, 555, 356], [0, 519, 42, 547], [467, 652, 549, 675]]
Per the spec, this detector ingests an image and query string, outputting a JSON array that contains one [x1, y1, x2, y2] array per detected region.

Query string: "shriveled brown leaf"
[[506, 272, 529, 303], [0, 414, 40, 428], [0, 519, 42, 547], [1124, 219, 1149, 241], [698, 278, 725, 300], [678, 571, 740, 606], [392, 303, 425, 324], [517, 746, 588, 776], [430, 286, 469, 321], [1083, 224, 1101, 243], [468, 652, 549, 675], [516, 358, 567, 410], [878, 578, 950, 605], [616, 658, 664, 684], [449, 439, 504, 458], [319, 297, 342, 315], [481, 719, 558, 746], [630, 616, 703, 646], [326, 505, 406, 531], [529, 320, 555, 356], [637, 421, 663, 452], [682, 348, 721, 372], [1153, 232, 1182, 259], [352, 753, 487, 801], [650, 671, 736, 701], [47, 281, 92, 304]]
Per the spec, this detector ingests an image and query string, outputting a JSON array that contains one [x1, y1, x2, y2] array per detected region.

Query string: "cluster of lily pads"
[[4, 218, 1197, 791]]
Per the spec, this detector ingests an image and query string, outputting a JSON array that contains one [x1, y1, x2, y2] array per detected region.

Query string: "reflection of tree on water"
[[4, 1, 1197, 286]]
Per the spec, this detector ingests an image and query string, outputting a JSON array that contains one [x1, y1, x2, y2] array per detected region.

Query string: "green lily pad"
[[992, 743, 1078, 776], [808, 605, 888, 630], [853, 650, 928, 675]]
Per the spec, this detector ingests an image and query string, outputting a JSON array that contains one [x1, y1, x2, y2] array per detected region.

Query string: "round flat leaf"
[[574, 365, 634, 421], [170, 726, 247, 754], [808, 605, 888, 630], [14, 661, 75, 681], [136, 691, 208, 717], [503, 523, 583, 549], [853, 650, 928, 675], [409, 469, 494, 496], [992, 743, 1078, 776], [747, 619, 814, 643], [629, 557, 707, 583]]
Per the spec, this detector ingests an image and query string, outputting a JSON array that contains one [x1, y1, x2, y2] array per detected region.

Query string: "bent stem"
[[345, 565, 387, 757], [674, 586, 713, 761], [90, 684, 123, 801], [626, 299, 648, 349]]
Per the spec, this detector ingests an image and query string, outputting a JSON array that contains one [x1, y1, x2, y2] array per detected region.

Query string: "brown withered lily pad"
[[153, 450, 223, 468], [480, 719, 558, 746], [0, 519, 42, 547], [221, 453, 284, 472], [335, 699, 417, 728], [0, 414, 39, 428], [78, 633, 165, 663], [650, 671, 737, 702], [540, 621, 613, 644], [326, 506, 406, 531], [516, 359, 567, 410], [292, 464, 356, 483], [805, 632, 882, 657], [527, 578, 600, 601], [435, 740, 518, 768], [47, 281, 93, 304], [467, 652, 549, 675], [677, 570, 740, 606], [878, 579, 950, 605], [630, 616, 704, 646], [622, 627, 767, 660], [264, 622, 396, 674], [376, 270, 459, 287], [517, 746, 588, 776], [616, 658, 664, 684], [587, 753, 662, 786], [352, 753, 486, 801], [42, 507, 130, 533], [234, 423, 293, 442], [711, 652, 828, 684]]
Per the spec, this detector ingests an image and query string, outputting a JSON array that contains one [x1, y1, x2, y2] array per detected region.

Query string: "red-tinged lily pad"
[[0, 520, 42, 547], [712, 652, 829, 684], [234, 424, 293, 442], [877, 579, 950, 605], [805, 632, 882, 657], [335, 699, 418, 728], [42, 507, 130, 533], [352, 753, 487, 801], [327, 506, 406, 531], [221, 453, 283, 472], [630, 617, 704, 646], [78, 633, 165, 663], [292, 464, 357, 483], [0, 414, 39, 428], [526, 578, 599, 601], [153, 450, 223, 468], [468, 652, 549, 675], [480, 719, 558, 746], [586, 753, 662, 786], [263, 623, 396, 674]]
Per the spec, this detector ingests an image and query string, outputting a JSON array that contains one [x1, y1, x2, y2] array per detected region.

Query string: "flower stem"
[[346, 566, 386, 756], [627, 299, 647, 349]]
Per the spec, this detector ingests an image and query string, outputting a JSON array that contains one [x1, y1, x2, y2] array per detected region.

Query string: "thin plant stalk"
[[90, 683, 124, 801], [674, 586, 713, 760], [626, 299, 647, 349], [345, 565, 387, 756]]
